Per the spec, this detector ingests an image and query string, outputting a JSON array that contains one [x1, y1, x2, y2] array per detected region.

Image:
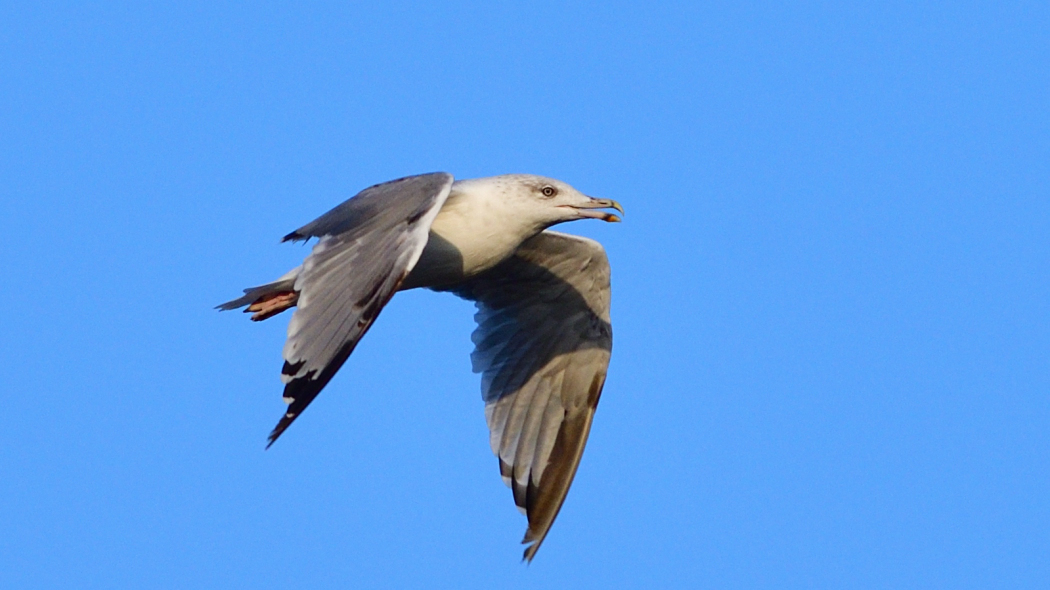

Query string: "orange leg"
[[246, 291, 299, 321]]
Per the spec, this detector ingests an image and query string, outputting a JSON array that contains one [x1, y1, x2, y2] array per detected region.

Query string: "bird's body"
[[219, 172, 622, 561], [402, 178, 537, 289]]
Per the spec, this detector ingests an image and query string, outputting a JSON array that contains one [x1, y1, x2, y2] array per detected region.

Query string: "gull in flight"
[[218, 172, 622, 561]]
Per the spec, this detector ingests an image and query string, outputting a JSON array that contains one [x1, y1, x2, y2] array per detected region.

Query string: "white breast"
[[400, 179, 535, 290], [432, 181, 536, 273]]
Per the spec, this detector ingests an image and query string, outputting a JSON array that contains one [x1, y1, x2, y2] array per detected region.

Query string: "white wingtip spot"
[[283, 396, 294, 404], [285, 412, 296, 418], [517, 505, 527, 515]]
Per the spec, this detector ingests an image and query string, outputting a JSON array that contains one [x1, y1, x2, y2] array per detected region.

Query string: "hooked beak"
[[567, 198, 625, 223]]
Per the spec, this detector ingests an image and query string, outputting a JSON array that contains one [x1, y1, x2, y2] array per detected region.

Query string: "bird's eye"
[[541, 186, 557, 197]]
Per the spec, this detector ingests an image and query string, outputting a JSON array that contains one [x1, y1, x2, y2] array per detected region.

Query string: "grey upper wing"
[[268, 172, 454, 446], [446, 230, 613, 562]]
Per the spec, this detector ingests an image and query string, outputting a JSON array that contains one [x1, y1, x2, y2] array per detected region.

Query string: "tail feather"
[[216, 268, 300, 317]]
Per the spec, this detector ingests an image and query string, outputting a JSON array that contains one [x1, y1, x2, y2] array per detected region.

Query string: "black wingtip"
[[265, 420, 289, 449], [264, 411, 294, 449], [522, 544, 538, 564], [281, 231, 304, 243]]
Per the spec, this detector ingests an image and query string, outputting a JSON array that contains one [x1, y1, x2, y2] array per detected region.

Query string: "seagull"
[[218, 172, 622, 561]]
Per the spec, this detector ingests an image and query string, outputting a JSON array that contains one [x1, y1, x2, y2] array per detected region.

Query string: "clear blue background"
[[2, 2, 1047, 588]]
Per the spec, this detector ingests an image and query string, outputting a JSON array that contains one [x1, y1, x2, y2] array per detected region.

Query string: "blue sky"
[[2, 2, 1048, 588]]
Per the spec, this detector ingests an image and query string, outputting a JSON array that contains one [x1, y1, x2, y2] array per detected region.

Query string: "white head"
[[453, 174, 624, 234]]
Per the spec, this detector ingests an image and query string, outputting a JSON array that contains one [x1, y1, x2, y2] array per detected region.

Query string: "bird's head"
[[471, 174, 624, 232]]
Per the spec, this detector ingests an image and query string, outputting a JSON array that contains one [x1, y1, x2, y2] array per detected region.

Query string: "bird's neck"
[[400, 182, 542, 290]]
